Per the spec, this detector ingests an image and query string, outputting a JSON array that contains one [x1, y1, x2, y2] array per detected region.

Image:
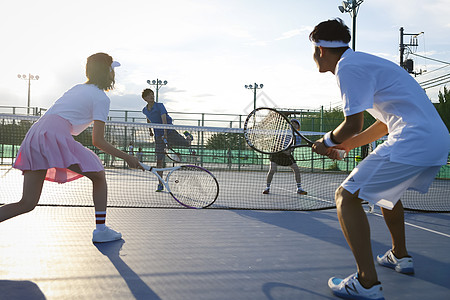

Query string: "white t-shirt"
[[336, 49, 450, 166], [45, 84, 110, 135]]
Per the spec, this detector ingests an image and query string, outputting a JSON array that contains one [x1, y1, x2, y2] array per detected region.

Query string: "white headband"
[[312, 40, 349, 48]]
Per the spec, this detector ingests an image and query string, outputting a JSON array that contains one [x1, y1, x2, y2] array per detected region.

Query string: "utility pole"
[[399, 27, 424, 74]]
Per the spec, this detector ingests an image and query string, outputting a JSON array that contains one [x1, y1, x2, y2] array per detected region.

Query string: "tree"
[[205, 132, 246, 150], [0, 120, 32, 145], [436, 86, 450, 131], [321, 108, 375, 132]]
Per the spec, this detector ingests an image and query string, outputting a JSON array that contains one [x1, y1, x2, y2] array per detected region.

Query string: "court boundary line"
[[274, 186, 335, 203], [372, 212, 450, 238]]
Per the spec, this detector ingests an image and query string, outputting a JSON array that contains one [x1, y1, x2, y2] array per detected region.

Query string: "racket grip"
[[139, 162, 151, 171], [335, 149, 347, 160]]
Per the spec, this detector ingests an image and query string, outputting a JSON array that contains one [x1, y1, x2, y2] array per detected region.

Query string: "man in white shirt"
[[309, 18, 450, 300]]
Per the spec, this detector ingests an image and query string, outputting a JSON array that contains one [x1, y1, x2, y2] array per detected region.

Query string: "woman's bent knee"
[[85, 171, 106, 183], [18, 198, 38, 213]]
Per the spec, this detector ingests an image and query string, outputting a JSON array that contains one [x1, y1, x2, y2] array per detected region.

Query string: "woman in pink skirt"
[[1, 53, 140, 243]]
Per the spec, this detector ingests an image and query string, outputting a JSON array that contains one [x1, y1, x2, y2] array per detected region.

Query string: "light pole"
[[146, 78, 168, 102], [338, 0, 364, 50], [17, 73, 39, 115], [245, 83, 263, 111]]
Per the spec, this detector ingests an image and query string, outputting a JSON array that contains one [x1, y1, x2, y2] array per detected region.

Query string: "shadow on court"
[[94, 239, 162, 300], [262, 282, 335, 300], [234, 209, 450, 291], [0, 280, 46, 300], [233, 209, 348, 249]]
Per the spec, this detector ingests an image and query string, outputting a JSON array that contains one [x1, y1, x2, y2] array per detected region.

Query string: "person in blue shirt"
[[141, 88, 192, 191], [262, 119, 307, 195]]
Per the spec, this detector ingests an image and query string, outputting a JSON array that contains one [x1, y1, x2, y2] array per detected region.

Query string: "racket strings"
[[246, 110, 293, 153], [168, 166, 218, 208], [166, 149, 182, 162]]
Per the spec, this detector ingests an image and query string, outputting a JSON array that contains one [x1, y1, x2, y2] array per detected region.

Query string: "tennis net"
[[1, 113, 449, 212]]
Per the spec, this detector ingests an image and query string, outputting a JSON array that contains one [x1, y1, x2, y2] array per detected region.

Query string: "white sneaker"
[[92, 226, 122, 243], [297, 187, 307, 195], [377, 249, 414, 274], [328, 273, 384, 300]]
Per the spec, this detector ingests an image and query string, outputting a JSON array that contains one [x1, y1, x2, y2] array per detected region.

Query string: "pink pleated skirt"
[[13, 114, 104, 183]]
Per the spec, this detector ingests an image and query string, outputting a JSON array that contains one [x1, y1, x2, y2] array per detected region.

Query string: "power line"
[[421, 64, 450, 75], [419, 72, 450, 85], [420, 73, 450, 89], [422, 79, 450, 90], [410, 52, 450, 65]]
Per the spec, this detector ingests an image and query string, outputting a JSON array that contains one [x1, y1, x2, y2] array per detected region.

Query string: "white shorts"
[[341, 153, 441, 210]]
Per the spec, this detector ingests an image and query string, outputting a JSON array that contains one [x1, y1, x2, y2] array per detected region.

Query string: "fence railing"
[[0, 105, 348, 132]]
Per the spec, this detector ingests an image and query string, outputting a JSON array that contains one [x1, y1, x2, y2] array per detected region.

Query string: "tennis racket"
[[1, 166, 13, 178], [163, 133, 195, 163], [163, 138, 183, 162], [244, 107, 346, 159], [139, 162, 219, 208]]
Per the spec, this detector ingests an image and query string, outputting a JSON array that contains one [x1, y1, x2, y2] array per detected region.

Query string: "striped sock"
[[297, 183, 302, 189], [95, 211, 106, 231]]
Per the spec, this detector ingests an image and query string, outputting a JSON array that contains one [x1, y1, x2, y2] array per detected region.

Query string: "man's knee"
[[335, 186, 359, 208]]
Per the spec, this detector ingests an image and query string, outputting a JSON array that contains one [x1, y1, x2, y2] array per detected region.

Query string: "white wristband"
[[323, 131, 338, 148]]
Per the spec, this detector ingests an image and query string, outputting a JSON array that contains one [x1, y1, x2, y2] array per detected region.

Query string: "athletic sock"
[[95, 211, 106, 231], [266, 183, 271, 188], [297, 183, 302, 189]]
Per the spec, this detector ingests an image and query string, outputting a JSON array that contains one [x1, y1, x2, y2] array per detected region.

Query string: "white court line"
[[372, 212, 450, 238], [274, 187, 334, 204]]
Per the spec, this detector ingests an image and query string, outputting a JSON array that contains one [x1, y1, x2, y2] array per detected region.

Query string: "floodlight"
[[338, 0, 363, 50], [343, 1, 350, 10]]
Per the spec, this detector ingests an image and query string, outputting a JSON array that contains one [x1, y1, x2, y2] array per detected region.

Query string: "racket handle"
[[335, 149, 347, 160], [139, 162, 151, 171]]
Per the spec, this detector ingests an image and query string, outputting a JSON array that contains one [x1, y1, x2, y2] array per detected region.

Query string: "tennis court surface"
[[1, 114, 450, 299], [0, 206, 449, 300]]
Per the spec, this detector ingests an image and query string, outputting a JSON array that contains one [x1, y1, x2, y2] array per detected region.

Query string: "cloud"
[[276, 29, 302, 41], [245, 40, 270, 47], [276, 26, 312, 41], [164, 87, 187, 94], [193, 93, 215, 98]]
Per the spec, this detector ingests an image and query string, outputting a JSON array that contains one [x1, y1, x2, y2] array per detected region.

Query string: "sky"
[[1, 0, 449, 117]]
